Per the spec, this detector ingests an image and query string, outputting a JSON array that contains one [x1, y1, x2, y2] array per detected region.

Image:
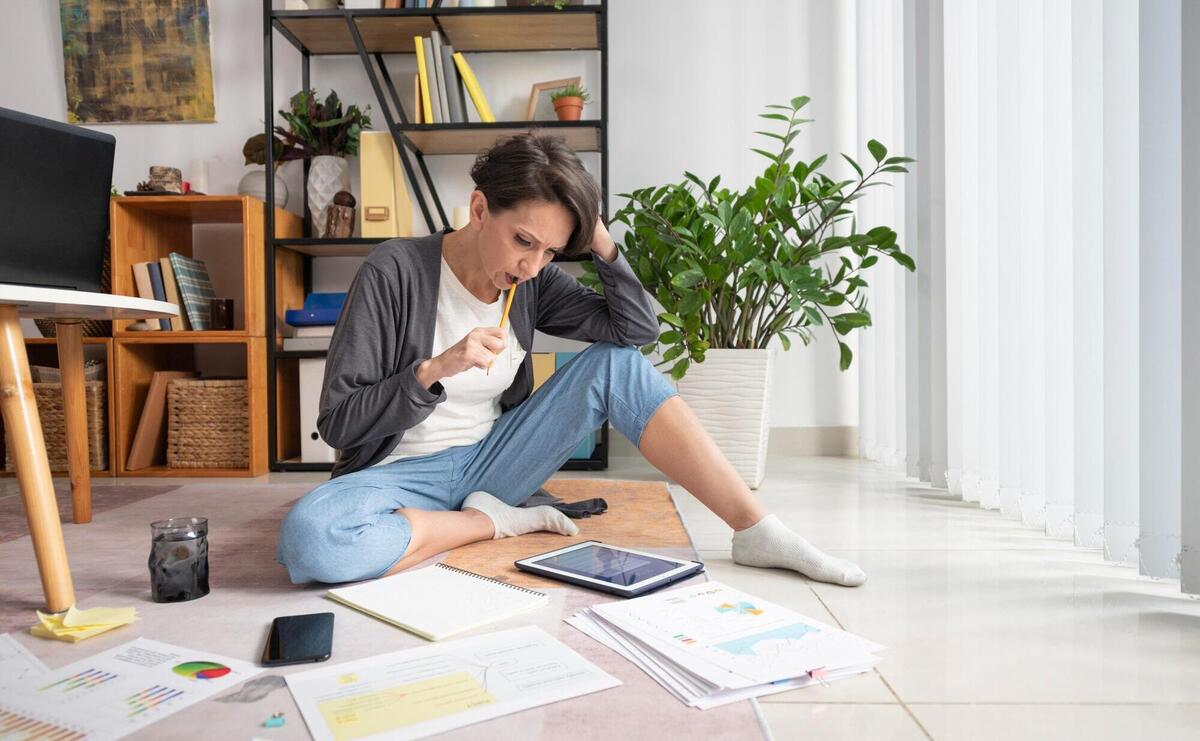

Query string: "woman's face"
[[469, 192, 574, 291]]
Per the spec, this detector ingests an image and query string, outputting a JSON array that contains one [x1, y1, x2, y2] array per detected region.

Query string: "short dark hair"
[[469, 132, 601, 258]]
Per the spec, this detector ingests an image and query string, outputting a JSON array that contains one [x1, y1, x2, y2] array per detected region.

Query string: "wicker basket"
[[166, 379, 249, 469], [35, 249, 112, 338], [4, 381, 108, 472]]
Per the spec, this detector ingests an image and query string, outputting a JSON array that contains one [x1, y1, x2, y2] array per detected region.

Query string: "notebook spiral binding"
[[434, 562, 546, 598]]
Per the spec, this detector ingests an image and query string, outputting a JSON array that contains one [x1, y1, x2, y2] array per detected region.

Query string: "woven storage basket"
[[166, 379, 249, 469], [4, 381, 107, 472]]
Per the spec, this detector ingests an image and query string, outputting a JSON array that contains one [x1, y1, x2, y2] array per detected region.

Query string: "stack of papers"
[[567, 581, 884, 709], [31, 605, 138, 642]]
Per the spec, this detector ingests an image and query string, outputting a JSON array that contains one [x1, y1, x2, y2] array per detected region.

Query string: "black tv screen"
[[0, 107, 115, 292]]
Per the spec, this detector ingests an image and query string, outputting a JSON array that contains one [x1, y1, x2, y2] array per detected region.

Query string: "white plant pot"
[[237, 168, 288, 209], [308, 155, 350, 238], [675, 348, 773, 489]]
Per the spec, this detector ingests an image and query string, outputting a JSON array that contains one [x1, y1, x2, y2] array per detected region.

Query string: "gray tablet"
[[515, 540, 704, 598]]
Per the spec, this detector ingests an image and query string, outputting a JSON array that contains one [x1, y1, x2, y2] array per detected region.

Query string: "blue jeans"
[[277, 342, 678, 584]]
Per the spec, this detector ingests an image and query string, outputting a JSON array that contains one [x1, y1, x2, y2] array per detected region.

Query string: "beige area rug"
[[443, 479, 695, 588], [0, 478, 767, 740]]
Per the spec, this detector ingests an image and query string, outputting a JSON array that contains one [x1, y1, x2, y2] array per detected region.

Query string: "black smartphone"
[[261, 612, 334, 667]]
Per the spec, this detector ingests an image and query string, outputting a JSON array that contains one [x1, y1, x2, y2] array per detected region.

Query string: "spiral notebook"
[[326, 562, 549, 641]]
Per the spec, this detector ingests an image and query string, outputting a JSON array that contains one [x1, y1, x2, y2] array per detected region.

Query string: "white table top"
[[0, 284, 178, 321]]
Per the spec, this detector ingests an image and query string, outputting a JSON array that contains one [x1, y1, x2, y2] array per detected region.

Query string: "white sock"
[[731, 514, 866, 587], [462, 491, 579, 539]]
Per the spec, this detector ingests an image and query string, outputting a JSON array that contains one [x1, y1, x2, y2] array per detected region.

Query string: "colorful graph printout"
[[0, 638, 259, 741]]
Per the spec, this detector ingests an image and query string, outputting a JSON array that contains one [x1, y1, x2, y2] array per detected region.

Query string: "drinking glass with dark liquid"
[[148, 517, 210, 603]]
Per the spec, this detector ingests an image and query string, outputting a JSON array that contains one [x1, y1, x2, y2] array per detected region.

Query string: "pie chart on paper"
[[172, 661, 231, 680]]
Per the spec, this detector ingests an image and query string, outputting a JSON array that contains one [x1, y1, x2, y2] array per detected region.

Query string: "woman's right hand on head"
[[432, 327, 507, 379]]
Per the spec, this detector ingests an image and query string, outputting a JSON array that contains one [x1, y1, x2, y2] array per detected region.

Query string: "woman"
[[277, 133, 865, 588]]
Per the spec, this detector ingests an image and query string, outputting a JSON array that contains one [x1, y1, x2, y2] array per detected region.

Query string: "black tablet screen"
[[537, 545, 681, 586]]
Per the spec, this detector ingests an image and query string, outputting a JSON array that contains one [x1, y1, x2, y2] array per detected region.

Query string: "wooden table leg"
[[55, 320, 91, 524], [0, 305, 75, 613]]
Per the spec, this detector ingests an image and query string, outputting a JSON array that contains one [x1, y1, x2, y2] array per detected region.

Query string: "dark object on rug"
[[520, 488, 607, 519], [553, 497, 608, 519]]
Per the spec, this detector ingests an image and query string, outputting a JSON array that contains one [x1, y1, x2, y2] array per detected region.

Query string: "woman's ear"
[[469, 190, 488, 230]]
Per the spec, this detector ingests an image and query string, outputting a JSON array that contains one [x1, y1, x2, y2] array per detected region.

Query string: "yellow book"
[[414, 35, 434, 124], [452, 52, 495, 123]]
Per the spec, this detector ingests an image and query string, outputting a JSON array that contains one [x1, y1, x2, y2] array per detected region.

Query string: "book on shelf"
[[430, 31, 451, 124], [158, 256, 190, 331], [441, 38, 468, 123], [413, 74, 423, 124], [167, 252, 216, 331], [414, 35, 434, 124], [126, 370, 196, 470], [146, 261, 172, 331], [453, 52, 495, 123], [130, 262, 161, 331], [422, 36, 442, 123], [295, 325, 335, 337], [283, 336, 332, 351]]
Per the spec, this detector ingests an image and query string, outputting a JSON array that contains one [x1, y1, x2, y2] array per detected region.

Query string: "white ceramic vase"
[[308, 155, 350, 237], [674, 348, 774, 489], [237, 168, 288, 208]]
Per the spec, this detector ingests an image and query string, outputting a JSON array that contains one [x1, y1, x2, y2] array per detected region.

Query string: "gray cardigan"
[[317, 228, 660, 478]]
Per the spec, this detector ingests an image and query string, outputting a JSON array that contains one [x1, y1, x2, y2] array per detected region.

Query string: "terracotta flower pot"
[[553, 96, 584, 121]]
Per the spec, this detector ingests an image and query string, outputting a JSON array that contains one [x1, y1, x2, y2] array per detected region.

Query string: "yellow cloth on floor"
[[31, 606, 138, 643]]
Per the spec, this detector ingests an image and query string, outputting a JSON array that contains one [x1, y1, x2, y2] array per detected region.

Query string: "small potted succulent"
[[238, 133, 289, 208], [274, 89, 371, 237], [551, 84, 590, 121]]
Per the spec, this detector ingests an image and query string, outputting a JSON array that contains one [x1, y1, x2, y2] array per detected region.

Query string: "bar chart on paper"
[[125, 685, 186, 718], [39, 668, 120, 696], [0, 707, 89, 740]]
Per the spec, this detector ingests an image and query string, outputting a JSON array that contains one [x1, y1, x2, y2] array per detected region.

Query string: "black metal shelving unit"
[[262, 0, 610, 473]]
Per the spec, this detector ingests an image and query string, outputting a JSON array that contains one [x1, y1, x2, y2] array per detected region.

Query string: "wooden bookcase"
[[109, 196, 302, 477]]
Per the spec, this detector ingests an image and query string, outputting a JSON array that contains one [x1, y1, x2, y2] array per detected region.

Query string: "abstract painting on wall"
[[60, 0, 216, 123]]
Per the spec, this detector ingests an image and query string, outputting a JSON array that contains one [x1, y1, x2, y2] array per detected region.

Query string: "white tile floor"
[[563, 454, 1200, 741], [7, 454, 1199, 740]]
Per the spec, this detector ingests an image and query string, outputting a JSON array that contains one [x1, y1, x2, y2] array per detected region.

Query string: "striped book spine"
[[167, 252, 215, 331]]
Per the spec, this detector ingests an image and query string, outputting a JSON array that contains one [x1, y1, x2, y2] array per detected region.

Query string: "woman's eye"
[[545, 249, 558, 257], [516, 235, 531, 247]]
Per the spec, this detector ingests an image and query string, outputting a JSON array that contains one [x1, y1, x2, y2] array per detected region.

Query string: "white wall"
[[1, 0, 868, 429]]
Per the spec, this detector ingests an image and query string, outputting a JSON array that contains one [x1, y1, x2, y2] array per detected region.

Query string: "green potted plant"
[[274, 89, 371, 236], [583, 96, 914, 487], [550, 84, 590, 121], [237, 133, 289, 208]]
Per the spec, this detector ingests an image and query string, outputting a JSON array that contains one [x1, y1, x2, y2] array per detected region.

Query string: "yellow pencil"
[[487, 280, 517, 374]]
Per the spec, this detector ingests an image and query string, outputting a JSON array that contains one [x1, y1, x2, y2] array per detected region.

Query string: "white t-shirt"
[[376, 256, 525, 464]]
